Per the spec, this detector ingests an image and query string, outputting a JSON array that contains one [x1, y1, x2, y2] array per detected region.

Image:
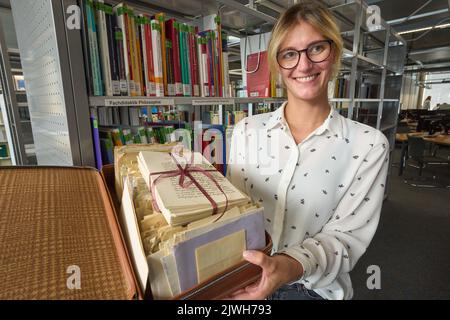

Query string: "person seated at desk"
[[423, 96, 432, 110]]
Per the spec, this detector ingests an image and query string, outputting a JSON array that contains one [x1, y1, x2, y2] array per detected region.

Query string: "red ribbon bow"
[[149, 152, 229, 224]]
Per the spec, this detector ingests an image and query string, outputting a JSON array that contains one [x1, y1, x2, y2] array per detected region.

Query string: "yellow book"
[[156, 13, 168, 96], [130, 11, 143, 96], [126, 7, 137, 96]]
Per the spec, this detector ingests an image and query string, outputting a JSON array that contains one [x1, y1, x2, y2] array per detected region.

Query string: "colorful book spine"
[[145, 16, 157, 96], [184, 25, 192, 96], [85, 0, 103, 96], [180, 24, 191, 96], [100, 136, 114, 164], [189, 26, 200, 97], [129, 10, 144, 96], [91, 114, 103, 169], [80, 0, 93, 95], [205, 31, 215, 97], [215, 17, 223, 97], [198, 35, 209, 97], [140, 15, 156, 96], [124, 6, 136, 95], [103, 3, 121, 96], [166, 38, 175, 96], [221, 32, 230, 98], [212, 31, 219, 97], [114, 24, 128, 95], [114, 4, 132, 95], [156, 13, 168, 96], [166, 19, 183, 96], [151, 19, 164, 97], [95, 0, 113, 96]]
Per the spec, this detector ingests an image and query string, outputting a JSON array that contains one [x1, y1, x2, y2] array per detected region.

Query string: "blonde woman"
[[227, 1, 389, 300]]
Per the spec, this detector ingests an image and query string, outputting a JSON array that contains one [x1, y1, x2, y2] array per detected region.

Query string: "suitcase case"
[[0, 165, 272, 300]]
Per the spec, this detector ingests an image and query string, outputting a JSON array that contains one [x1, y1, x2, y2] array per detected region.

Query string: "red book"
[[216, 30, 223, 97], [189, 26, 200, 97], [202, 129, 224, 175], [246, 51, 270, 98], [187, 26, 194, 97], [166, 19, 182, 96], [206, 32, 215, 97], [199, 35, 209, 97]]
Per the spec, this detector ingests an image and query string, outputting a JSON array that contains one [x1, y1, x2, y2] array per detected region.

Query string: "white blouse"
[[227, 102, 389, 300]]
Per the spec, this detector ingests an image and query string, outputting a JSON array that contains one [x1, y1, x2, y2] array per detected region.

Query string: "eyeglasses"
[[277, 40, 334, 69]]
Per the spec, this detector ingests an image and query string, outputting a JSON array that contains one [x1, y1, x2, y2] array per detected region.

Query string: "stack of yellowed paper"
[[120, 174, 265, 299], [137, 150, 251, 226], [114, 142, 179, 198], [114, 145, 266, 299]]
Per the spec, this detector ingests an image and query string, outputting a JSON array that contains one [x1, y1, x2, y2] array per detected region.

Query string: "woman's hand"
[[225, 250, 304, 300]]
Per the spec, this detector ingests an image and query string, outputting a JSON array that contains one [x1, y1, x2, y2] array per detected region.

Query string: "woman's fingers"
[[243, 250, 271, 270]]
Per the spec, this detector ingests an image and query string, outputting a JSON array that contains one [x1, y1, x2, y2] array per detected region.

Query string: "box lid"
[[0, 166, 138, 299]]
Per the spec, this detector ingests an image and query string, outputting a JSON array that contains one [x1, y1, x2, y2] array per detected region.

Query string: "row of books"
[[82, 0, 230, 98], [97, 106, 141, 126], [98, 125, 178, 164], [96, 106, 190, 126], [202, 110, 248, 126], [93, 120, 228, 175], [332, 76, 351, 99], [331, 75, 380, 99]]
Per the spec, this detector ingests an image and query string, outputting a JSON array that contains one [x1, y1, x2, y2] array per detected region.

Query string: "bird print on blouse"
[[227, 102, 390, 300]]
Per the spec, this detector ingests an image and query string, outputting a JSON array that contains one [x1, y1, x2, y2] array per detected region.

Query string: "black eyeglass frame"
[[276, 39, 334, 69]]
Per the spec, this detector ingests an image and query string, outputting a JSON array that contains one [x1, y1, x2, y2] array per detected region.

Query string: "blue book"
[[202, 124, 226, 175], [85, 0, 104, 96], [91, 115, 103, 169]]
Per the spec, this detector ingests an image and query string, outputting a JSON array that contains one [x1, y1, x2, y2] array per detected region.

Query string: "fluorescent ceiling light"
[[398, 23, 450, 35]]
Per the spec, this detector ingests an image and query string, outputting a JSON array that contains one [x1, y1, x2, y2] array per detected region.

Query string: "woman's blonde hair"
[[268, 0, 343, 78]]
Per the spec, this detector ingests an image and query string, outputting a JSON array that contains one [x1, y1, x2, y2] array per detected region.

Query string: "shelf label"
[[105, 98, 175, 106], [192, 99, 235, 106]]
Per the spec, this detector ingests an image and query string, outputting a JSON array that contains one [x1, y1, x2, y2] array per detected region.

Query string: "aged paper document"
[[195, 229, 246, 283]]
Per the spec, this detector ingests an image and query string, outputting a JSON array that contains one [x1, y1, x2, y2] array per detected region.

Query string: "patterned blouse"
[[227, 102, 389, 300]]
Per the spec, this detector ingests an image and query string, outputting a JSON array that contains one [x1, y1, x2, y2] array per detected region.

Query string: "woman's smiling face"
[[277, 21, 335, 103]]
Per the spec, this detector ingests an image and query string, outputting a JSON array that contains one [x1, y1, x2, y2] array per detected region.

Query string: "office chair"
[[396, 122, 411, 134], [404, 136, 450, 188]]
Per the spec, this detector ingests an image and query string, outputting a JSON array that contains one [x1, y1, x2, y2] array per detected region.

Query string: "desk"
[[423, 135, 450, 147], [395, 132, 426, 141], [396, 133, 410, 175], [395, 133, 450, 175]]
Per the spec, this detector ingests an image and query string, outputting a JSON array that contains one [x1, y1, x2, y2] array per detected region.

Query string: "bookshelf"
[[0, 12, 30, 166], [329, 2, 405, 125], [8, 0, 406, 174], [325, 0, 407, 196]]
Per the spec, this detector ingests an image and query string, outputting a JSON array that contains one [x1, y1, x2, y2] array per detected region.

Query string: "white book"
[[140, 16, 157, 97], [129, 107, 140, 126], [151, 20, 164, 97], [114, 4, 132, 96], [196, 35, 205, 97], [139, 16, 150, 97], [201, 49, 209, 97], [96, 0, 113, 96], [222, 51, 230, 98]]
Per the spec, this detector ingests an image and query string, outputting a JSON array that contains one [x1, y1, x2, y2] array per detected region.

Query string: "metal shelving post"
[[0, 13, 26, 165], [376, 25, 391, 130], [10, 0, 95, 167]]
